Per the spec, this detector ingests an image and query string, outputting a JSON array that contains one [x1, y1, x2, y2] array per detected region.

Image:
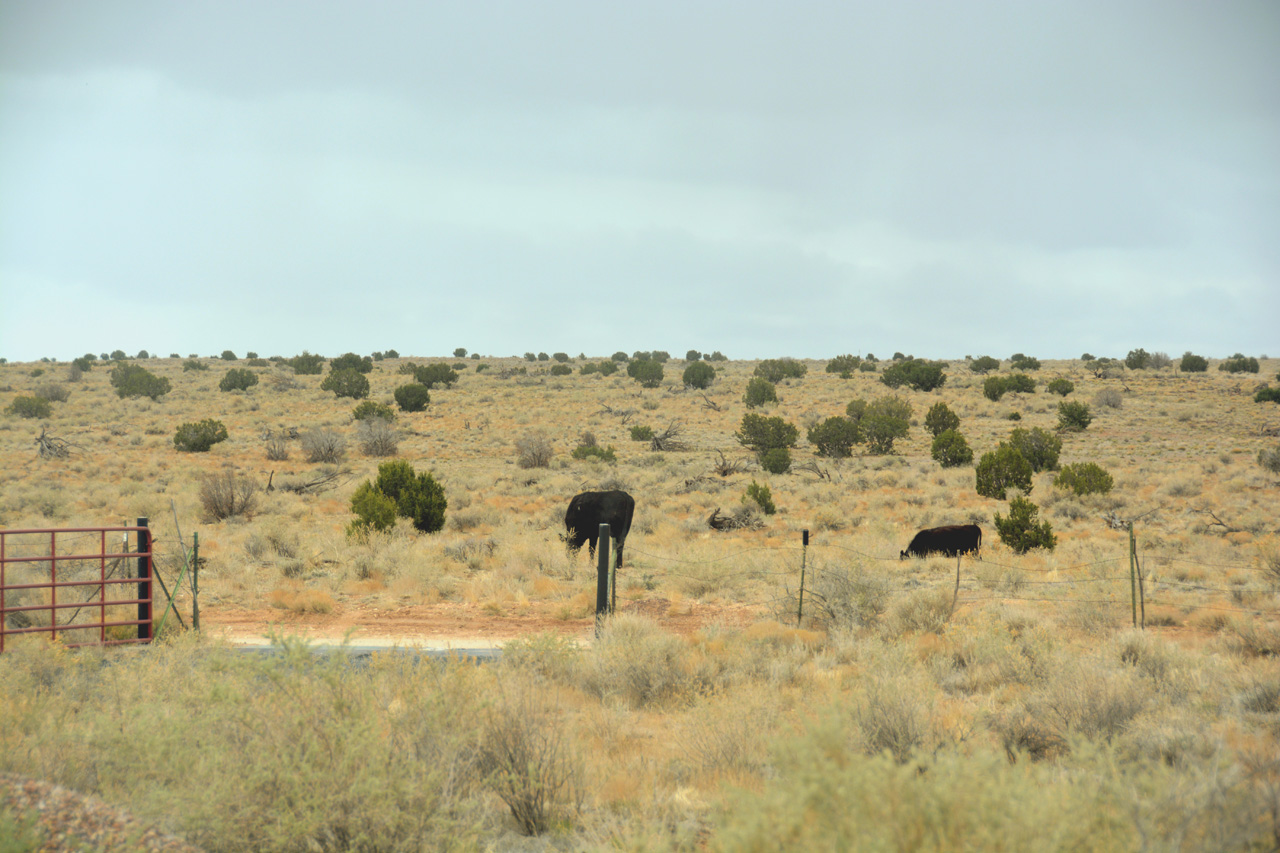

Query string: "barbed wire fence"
[[621, 526, 1280, 629]]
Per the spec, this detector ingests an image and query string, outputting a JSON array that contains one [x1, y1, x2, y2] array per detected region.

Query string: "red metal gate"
[[0, 518, 153, 651]]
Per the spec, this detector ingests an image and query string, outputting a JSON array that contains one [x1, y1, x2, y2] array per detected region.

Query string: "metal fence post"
[[1128, 523, 1137, 629], [796, 529, 809, 627], [594, 523, 611, 638], [136, 518, 152, 641], [192, 531, 200, 632]]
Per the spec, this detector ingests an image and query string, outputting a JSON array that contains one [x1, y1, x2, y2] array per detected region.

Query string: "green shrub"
[[174, 419, 229, 452], [1053, 462, 1114, 496], [1124, 348, 1151, 370], [685, 349, 702, 362], [363, 460, 448, 533], [551, 352, 569, 363], [110, 350, 126, 360], [755, 358, 807, 382], [1007, 411, 1021, 420], [826, 354, 862, 374], [923, 402, 960, 437], [744, 377, 779, 408], [1258, 445, 1280, 475], [220, 350, 237, 361], [1254, 386, 1280, 404], [1006, 373, 1036, 394], [682, 361, 716, 389], [1004, 367, 1057, 398], [246, 358, 268, 367], [353, 400, 396, 422], [970, 355, 1001, 374], [931, 429, 973, 468], [1009, 353, 1041, 371], [630, 425, 655, 441], [1179, 352, 1208, 373], [580, 362, 598, 375], [1046, 378, 1074, 396], [1008, 427, 1062, 472], [983, 376, 1009, 402], [880, 358, 946, 392], [571, 444, 617, 463], [862, 395, 912, 455], [597, 360, 618, 376], [321, 368, 370, 399], [288, 351, 325, 375], [994, 496, 1056, 553], [348, 481, 399, 535], [72, 356, 93, 372], [760, 447, 792, 474], [708, 350, 728, 361], [1057, 401, 1093, 432], [745, 480, 776, 515], [807, 416, 861, 458], [627, 359, 665, 388], [610, 351, 629, 362], [549, 363, 573, 376], [393, 383, 430, 412], [736, 413, 799, 456], [28, 367, 44, 377], [109, 362, 171, 400], [1219, 353, 1259, 374], [330, 352, 374, 374], [182, 359, 207, 372], [845, 399, 867, 422], [5, 396, 52, 419], [412, 363, 459, 389], [219, 368, 259, 392], [975, 443, 1033, 499], [858, 361, 877, 373]]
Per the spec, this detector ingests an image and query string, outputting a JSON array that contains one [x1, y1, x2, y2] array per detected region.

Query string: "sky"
[[1, 1, 1276, 363]]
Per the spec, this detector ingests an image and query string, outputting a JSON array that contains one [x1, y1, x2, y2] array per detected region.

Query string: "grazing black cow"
[[900, 524, 982, 559], [564, 490, 636, 567]]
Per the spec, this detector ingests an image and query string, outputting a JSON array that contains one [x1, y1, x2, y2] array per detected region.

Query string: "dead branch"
[[277, 466, 353, 495], [792, 459, 831, 480], [34, 427, 77, 459], [650, 420, 687, 452], [711, 450, 753, 477], [1192, 505, 1243, 534], [698, 392, 724, 412], [708, 506, 765, 531]]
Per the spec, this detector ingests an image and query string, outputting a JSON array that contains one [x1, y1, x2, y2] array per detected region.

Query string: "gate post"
[[136, 518, 152, 641], [594, 523, 611, 638]]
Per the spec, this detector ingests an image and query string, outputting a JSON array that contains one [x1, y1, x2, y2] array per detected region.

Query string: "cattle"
[[900, 524, 982, 560], [564, 490, 636, 568]]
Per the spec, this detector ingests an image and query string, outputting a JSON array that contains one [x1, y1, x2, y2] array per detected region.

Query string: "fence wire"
[[620, 534, 1279, 622]]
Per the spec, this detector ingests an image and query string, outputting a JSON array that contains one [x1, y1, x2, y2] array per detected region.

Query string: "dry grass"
[[2, 354, 1280, 848]]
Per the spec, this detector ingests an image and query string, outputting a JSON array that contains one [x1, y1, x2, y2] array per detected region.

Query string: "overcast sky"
[[1, 1, 1276, 363]]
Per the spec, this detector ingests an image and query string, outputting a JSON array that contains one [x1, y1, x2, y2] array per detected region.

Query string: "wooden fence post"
[[952, 552, 962, 615], [594, 524, 611, 638]]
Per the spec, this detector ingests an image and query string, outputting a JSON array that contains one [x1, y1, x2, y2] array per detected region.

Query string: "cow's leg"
[[615, 539, 624, 568]]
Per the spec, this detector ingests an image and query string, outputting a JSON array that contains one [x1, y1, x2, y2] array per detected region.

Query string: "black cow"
[[564, 490, 636, 567], [900, 524, 982, 559]]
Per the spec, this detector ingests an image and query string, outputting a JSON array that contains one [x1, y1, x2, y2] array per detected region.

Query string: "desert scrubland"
[[1, 351, 1279, 851]]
